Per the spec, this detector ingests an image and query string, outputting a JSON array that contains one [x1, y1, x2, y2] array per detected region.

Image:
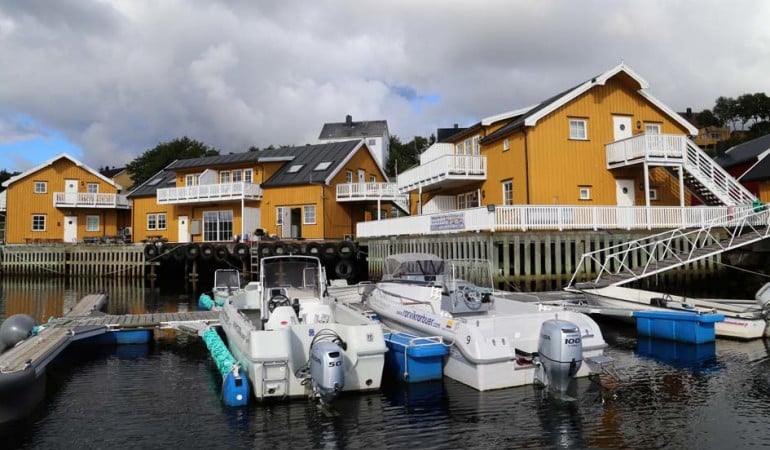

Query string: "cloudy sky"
[[1, 0, 769, 173]]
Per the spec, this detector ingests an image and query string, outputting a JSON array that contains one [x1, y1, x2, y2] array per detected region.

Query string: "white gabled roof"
[[1, 152, 122, 189], [522, 62, 698, 135], [481, 104, 538, 126]]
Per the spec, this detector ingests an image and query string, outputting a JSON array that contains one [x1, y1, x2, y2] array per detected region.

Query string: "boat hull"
[[219, 301, 386, 401], [582, 287, 768, 340], [368, 281, 607, 391]]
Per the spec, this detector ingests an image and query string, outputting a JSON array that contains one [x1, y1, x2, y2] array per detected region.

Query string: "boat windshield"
[[261, 258, 321, 299], [214, 270, 241, 291], [385, 253, 445, 282]]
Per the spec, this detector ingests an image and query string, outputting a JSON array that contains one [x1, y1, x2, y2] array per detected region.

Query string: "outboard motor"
[[0, 314, 36, 353], [309, 341, 345, 403], [535, 319, 583, 394], [756, 282, 770, 319]]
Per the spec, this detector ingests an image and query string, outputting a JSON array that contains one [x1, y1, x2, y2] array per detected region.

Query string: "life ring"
[[272, 241, 287, 256], [186, 243, 200, 260], [258, 242, 273, 257], [334, 259, 355, 280], [214, 245, 229, 262], [172, 244, 186, 261], [321, 243, 337, 262], [144, 243, 158, 259], [336, 240, 356, 259], [233, 243, 250, 258], [200, 243, 215, 260], [305, 242, 321, 257]]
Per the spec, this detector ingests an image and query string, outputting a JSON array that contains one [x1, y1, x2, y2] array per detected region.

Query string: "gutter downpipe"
[[524, 128, 530, 204]]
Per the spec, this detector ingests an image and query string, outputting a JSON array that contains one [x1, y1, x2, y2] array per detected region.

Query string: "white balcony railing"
[[419, 143, 455, 164], [356, 205, 754, 238], [606, 133, 686, 166], [397, 154, 487, 192], [157, 182, 263, 204], [336, 183, 410, 213], [53, 192, 130, 209]]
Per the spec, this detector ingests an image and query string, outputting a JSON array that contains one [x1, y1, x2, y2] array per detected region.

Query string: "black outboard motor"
[[309, 341, 345, 404], [535, 319, 583, 394]]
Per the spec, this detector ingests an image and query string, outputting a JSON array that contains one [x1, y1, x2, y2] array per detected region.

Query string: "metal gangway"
[[567, 204, 770, 289]]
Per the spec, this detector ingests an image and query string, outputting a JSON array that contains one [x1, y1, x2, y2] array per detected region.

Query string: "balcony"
[[605, 133, 686, 168], [54, 192, 130, 209], [336, 182, 410, 213], [397, 143, 486, 192], [157, 182, 263, 204]]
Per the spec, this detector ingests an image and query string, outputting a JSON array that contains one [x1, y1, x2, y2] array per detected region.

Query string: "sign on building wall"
[[430, 213, 465, 232]]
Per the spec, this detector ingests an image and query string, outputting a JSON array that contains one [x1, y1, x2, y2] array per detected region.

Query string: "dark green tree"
[[126, 137, 219, 187], [385, 135, 430, 178], [695, 109, 720, 127], [713, 96, 739, 130], [0, 169, 19, 192]]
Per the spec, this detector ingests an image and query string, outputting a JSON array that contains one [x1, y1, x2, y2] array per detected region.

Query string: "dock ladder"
[[568, 204, 770, 289]]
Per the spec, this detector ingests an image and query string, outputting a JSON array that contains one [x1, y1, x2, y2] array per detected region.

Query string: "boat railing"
[[377, 285, 438, 313]]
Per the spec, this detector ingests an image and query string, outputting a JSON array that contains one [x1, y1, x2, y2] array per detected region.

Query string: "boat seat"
[[299, 303, 333, 324], [265, 306, 298, 330]]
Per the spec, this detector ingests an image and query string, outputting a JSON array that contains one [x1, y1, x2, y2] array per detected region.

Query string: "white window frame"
[[185, 174, 197, 186], [367, 138, 376, 146], [232, 169, 243, 182], [32, 214, 46, 232], [579, 186, 592, 200], [649, 188, 658, 201], [86, 215, 100, 231], [87, 183, 99, 194], [502, 138, 510, 152], [370, 175, 376, 183], [34, 181, 47, 194], [645, 123, 662, 134], [569, 119, 588, 140], [276, 207, 284, 225], [472, 136, 480, 155], [314, 162, 332, 171], [287, 164, 303, 174], [147, 213, 167, 231], [203, 210, 233, 242], [502, 180, 513, 205], [345, 170, 353, 183], [303, 205, 316, 225], [243, 169, 253, 183], [219, 171, 231, 183]]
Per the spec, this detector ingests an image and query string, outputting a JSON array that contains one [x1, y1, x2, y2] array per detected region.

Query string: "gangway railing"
[[567, 204, 770, 289]]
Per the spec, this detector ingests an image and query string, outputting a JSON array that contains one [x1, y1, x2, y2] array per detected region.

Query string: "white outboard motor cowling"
[[536, 319, 583, 394], [309, 341, 345, 403]]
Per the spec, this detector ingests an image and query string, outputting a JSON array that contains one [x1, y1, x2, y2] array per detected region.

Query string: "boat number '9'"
[[466, 336, 471, 344]]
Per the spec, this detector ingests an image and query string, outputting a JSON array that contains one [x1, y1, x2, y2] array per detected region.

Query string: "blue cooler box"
[[384, 332, 448, 383]]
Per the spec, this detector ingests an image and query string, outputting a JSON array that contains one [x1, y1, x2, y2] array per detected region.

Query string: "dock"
[[0, 294, 219, 389]]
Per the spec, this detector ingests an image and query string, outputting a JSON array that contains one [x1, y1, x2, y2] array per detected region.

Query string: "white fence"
[[157, 182, 262, 204], [357, 205, 757, 238], [54, 192, 130, 208]]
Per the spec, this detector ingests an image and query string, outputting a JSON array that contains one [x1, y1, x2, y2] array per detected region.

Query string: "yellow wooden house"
[[0, 153, 130, 244], [398, 63, 752, 215], [128, 140, 406, 243]]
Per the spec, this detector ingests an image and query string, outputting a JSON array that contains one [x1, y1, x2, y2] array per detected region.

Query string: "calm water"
[[3, 271, 770, 449]]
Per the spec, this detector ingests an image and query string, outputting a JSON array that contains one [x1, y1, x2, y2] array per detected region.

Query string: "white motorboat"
[[364, 253, 611, 393], [574, 284, 770, 340], [218, 255, 387, 403]]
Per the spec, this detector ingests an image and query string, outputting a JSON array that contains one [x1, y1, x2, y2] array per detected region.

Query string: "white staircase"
[[679, 139, 757, 206]]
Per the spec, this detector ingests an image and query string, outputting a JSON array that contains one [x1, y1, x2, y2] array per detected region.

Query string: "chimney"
[[686, 107, 692, 118], [454, 123, 458, 128], [346, 114, 352, 126]]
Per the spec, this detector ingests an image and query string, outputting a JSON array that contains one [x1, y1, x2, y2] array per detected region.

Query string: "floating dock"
[[0, 293, 219, 422]]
